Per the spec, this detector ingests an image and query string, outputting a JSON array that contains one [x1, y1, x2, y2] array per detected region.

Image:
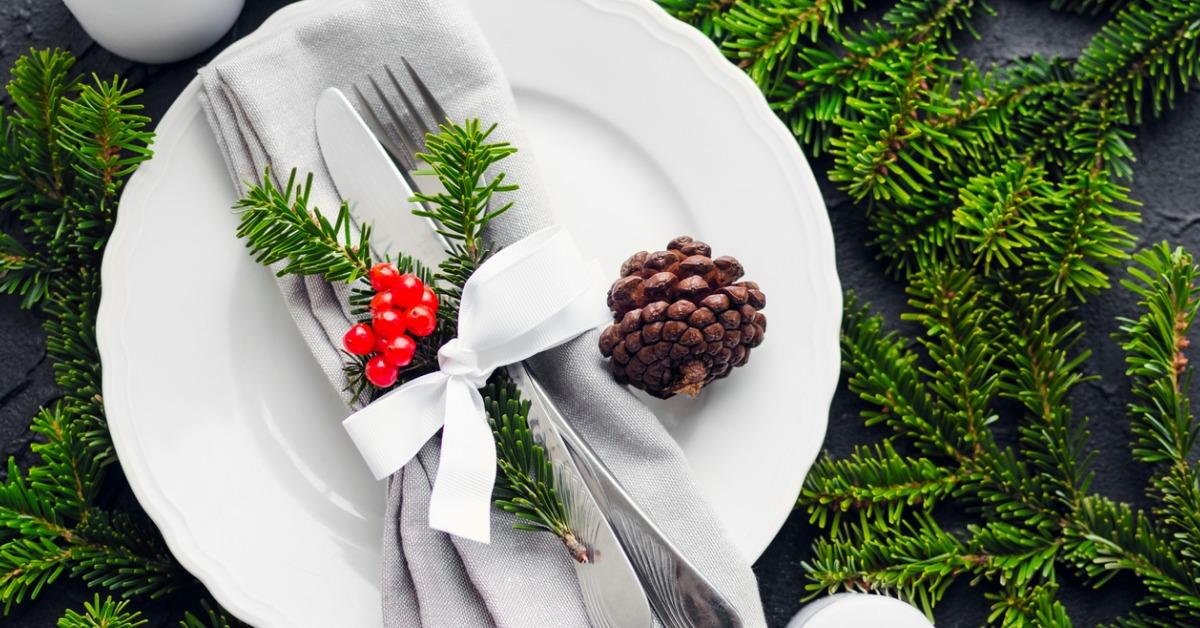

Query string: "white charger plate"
[[97, 0, 842, 625]]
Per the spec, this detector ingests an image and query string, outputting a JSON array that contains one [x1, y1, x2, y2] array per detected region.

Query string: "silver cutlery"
[[316, 76, 653, 628], [319, 58, 744, 628]]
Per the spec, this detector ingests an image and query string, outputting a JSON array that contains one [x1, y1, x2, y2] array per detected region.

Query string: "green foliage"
[[177, 600, 246, 628], [0, 48, 242, 625], [57, 595, 146, 628], [663, 0, 1200, 623], [0, 48, 212, 620], [235, 170, 437, 399], [411, 119, 517, 327], [1118, 243, 1200, 467], [700, 0, 1200, 296], [408, 122, 578, 559], [236, 169, 377, 285], [0, 49, 151, 309], [485, 379, 587, 561]]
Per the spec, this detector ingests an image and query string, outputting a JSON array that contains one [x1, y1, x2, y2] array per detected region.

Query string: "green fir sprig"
[[411, 121, 581, 559]]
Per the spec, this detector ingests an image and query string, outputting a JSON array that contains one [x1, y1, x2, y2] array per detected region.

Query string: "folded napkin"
[[198, 0, 767, 625]]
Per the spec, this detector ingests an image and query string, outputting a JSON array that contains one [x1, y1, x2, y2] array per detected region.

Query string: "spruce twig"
[[410, 121, 582, 560], [0, 48, 192, 616]]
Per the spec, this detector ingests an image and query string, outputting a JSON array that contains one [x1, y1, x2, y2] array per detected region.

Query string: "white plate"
[[98, 0, 842, 625]]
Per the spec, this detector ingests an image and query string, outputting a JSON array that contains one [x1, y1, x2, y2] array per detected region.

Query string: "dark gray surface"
[[0, 0, 1193, 625]]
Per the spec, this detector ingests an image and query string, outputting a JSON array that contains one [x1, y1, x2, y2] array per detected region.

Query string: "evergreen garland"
[[0, 49, 239, 624], [663, 0, 1200, 624]]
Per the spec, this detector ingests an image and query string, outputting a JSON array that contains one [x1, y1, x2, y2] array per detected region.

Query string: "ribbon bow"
[[342, 227, 610, 543]]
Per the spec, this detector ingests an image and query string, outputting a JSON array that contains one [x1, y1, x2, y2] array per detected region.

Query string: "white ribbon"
[[342, 227, 610, 543]]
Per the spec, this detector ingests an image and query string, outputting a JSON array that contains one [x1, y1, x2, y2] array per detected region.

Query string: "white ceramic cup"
[[62, 0, 245, 64]]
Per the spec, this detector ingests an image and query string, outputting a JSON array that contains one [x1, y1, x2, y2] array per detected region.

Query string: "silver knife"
[[519, 367, 744, 628], [315, 88, 448, 267], [508, 364, 657, 628], [315, 87, 655, 628]]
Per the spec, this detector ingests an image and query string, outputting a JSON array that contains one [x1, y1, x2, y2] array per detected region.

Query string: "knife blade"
[[508, 364, 655, 628], [314, 87, 654, 628], [314, 87, 448, 266], [521, 367, 744, 628]]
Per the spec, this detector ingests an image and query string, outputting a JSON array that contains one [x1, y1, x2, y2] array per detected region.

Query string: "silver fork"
[[353, 59, 744, 628]]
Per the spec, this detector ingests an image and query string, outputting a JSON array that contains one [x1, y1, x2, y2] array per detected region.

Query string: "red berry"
[[419, 287, 439, 311], [342, 323, 375, 356], [371, 290, 398, 313], [382, 335, 417, 368], [370, 263, 401, 292], [365, 355, 398, 388], [373, 309, 407, 339], [405, 305, 437, 337], [393, 274, 424, 309]]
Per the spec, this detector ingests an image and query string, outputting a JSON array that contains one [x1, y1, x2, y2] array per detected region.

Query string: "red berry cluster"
[[342, 262, 439, 389]]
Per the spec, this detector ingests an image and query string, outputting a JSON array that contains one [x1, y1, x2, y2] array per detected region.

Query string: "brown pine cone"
[[598, 236, 766, 399]]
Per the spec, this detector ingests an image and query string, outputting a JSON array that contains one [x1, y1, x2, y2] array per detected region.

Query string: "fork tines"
[[352, 58, 449, 171]]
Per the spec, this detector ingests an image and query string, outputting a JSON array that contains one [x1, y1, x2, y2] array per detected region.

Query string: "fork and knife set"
[[187, 0, 804, 625], [313, 59, 738, 628]]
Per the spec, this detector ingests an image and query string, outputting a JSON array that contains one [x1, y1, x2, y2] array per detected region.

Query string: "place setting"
[[6, 0, 1198, 625], [97, 0, 840, 625]]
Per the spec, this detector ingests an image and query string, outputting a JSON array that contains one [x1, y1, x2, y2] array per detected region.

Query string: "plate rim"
[[97, 0, 843, 625]]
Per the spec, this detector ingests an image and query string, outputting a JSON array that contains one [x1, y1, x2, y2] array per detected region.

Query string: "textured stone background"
[[1, 0, 1196, 626]]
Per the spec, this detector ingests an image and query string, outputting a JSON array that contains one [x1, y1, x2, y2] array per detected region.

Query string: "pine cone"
[[598, 236, 766, 399]]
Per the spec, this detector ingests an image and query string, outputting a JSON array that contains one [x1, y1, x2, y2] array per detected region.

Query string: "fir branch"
[[901, 266, 1003, 457], [1075, 0, 1200, 125], [0, 537, 72, 613], [969, 520, 1062, 590], [26, 404, 105, 518], [840, 294, 954, 458], [0, 50, 153, 310], [178, 601, 246, 628], [1069, 495, 1200, 620], [235, 169, 375, 284], [57, 595, 146, 628], [67, 510, 186, 600], [408, 121, 579, 558], [0, 48, 192, 617], [1118, 243, 1200, 467], [803, 514, 979, 616], [828, 40, 947, 204], [485, 380, 587, 562], [800, 440, 960, 528], [984, 581, 1072, 627], [717, 0, 859, 92], [411, 119, 517, 326], [666, 0, 1200, 622], [59, 76, 153, 208], [657, 0, 736, 37], [1001, 292, 1095, 505], [779, 0, 987, 153], [1032, 169, 1138, 296], [953, 162, 1057, 274], [3, 49, 78, 206]]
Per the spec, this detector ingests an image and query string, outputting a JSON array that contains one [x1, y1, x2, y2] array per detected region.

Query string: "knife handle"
[[521, 366, 744, 628]]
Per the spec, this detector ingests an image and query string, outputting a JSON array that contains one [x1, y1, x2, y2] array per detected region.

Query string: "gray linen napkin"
[[198, 0, 767, 625]]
